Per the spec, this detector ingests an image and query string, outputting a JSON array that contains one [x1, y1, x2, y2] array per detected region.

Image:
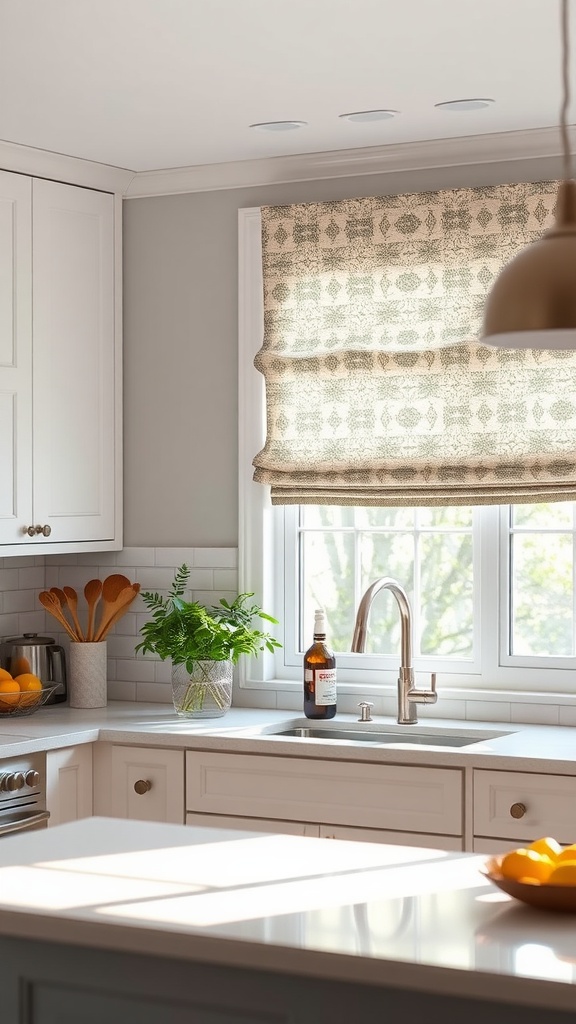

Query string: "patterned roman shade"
[[252, 182, 576, 506]]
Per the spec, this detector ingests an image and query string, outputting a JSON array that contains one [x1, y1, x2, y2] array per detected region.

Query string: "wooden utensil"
[[48, 587, 78, 637], [92, 573, 131, 640], [39, 591, 79, 642], [94, 583, 140, 642], [84, 578, 103, 642], [63, 586, 85, 641]]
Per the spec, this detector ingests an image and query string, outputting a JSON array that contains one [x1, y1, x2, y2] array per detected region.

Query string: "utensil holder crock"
[[68, 641, 107, 709]]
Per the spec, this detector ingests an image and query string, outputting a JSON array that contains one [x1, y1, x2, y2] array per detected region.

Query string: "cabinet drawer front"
[[474, 769, 576, 843], [319, 824, 463, 850], [110, 746, 184, 824], [186, 752, 462, 835]]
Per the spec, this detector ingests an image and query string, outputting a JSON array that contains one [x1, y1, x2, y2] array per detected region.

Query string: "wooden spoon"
[[63, 586, 85, 641], [94, 574, 132, 641], [49, 587, 77, 636], [95, 583, 141, 641], [39, 591, 79, 641], [84, 578, 102, 642], [94, 583, 140, 642]]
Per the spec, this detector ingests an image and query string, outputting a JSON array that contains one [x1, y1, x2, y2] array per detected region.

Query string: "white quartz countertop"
[[0, 816, 574, 1012], [1, 702, 576, 773]]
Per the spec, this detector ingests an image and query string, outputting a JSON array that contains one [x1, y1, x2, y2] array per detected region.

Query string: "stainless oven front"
[[0, 752, 49, 837]]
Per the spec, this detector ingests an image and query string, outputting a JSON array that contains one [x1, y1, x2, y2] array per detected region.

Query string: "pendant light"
[[482, 0, 576, 350]]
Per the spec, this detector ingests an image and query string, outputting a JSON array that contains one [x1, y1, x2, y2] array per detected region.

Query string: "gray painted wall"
[[122, 152, 561, 548]]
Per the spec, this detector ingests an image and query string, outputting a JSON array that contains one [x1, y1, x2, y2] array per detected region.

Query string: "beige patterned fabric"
[[253, 182, 576, 506]]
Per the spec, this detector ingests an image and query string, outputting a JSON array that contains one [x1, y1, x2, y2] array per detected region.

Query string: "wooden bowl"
[[482, 855, 576, 913]]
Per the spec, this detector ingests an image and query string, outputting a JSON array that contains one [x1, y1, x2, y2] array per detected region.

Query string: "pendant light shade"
[[482, 180, 576, 349], [482, 0, 576, 350]]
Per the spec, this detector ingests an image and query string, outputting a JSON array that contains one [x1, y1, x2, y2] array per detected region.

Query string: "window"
[[239, 208, 576, 702]]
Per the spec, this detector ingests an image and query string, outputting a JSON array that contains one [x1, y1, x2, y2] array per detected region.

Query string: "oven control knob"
[[25, 770, 40, 789], [0, 772, 25, 792]]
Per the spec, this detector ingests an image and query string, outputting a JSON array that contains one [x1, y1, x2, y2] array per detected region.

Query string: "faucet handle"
[[357, 702, 374, 722], [408, 672, 438, 706]]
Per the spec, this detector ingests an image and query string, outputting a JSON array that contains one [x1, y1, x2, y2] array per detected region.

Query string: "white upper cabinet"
[[0, 171, 121, 553]]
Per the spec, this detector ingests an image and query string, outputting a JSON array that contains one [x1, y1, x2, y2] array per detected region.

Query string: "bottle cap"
[[314, 608, 326, 634]]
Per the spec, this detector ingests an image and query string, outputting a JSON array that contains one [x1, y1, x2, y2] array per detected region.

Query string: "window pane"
[[301, 530, 355, 652], [511, 533, 574, 655], [512, 503, 573, 528], [355, 507, 414, 529], [419, 533, 474, 657], [301, 506, 355, 528], [417, 507, 473, 528], [360, 533, 414, 655]]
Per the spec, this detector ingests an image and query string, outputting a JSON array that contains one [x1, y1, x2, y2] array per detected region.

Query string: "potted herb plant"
[[136, 564, 280, 718]]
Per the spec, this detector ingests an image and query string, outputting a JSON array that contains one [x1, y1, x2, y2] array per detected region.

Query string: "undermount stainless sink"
[[262, 724, 510, 748]]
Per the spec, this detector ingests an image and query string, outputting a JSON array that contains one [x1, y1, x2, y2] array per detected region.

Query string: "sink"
[[261, 724, 510, 748]]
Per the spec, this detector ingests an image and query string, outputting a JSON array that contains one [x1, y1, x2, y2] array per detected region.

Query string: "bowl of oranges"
[[0, 668, 58, 716], [483, 837, 576, 912]]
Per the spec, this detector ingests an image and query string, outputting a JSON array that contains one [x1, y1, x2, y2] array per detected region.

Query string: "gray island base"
[[0, 818, 574, 1023]]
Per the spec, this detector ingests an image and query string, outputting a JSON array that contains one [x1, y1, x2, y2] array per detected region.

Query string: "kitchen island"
[[0, 817, 575, 1023]]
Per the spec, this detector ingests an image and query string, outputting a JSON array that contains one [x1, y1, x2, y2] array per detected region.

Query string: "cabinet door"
[[474, 768, 576, 844], [97, 745, 184, 824], [46, 744, 93, 827], [186, 751, 463, 836], [0, 171, 32, 545], [32, 179, 117, 544]]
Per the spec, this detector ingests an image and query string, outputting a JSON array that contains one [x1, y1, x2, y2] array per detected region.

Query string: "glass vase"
[[171, 659, 233, 718]]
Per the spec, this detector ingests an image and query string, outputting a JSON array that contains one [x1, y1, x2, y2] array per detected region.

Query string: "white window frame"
[[238, 207, 576, 710]]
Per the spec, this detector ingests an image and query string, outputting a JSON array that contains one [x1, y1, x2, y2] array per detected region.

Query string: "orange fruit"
[[499, 848, 554, 883], [14, 673, 43, 709], [10, 656, 31, 676], [556, 844, 576, 863], [0, 678, 21, 711], [527, 836, 562, 861], [547, 862, 576, 886], [0, 668, 13, 682]]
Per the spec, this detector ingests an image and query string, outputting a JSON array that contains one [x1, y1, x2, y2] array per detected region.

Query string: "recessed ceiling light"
[[249, 120, 307, 132], [339, 109, 399, 123], [435, 98, 495, 112]]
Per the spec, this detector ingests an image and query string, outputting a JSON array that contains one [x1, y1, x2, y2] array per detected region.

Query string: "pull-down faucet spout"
[[351, 576, 437, 725]]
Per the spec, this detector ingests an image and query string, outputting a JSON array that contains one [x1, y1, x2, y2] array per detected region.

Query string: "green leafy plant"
[[136, 564, 281, 673]]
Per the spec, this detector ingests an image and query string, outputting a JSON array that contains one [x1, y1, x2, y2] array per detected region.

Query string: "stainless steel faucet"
[[351, 576, 437, 725]]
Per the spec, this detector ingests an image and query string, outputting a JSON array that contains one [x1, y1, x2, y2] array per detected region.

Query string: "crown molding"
[[124, 125, 575, 199], [0, 138, 135, 193]]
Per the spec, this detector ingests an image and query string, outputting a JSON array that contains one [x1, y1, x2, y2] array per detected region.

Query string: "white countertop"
[[1, 701, 576, 773], [0, 816, 574, 1011]]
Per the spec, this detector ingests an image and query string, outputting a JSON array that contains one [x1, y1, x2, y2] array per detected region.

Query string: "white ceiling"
[[0, 0, 571, 173]]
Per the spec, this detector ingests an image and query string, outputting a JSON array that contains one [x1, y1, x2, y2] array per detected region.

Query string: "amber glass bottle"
[[303, 608, 337, 719]]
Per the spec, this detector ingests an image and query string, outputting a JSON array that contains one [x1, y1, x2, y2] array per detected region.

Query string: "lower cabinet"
[[46, 744, 93, 827], [93, 743, 185, 824], [473, 768, 576, 851], [185, 750, 463, 848]]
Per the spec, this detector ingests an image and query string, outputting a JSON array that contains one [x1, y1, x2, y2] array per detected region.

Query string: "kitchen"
[[2, 0, 576, 1020]]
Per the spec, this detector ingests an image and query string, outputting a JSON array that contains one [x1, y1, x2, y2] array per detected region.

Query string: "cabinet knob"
[[510, 802, 526, 819], [23, 525, 51, 537], [134, 779, 152, 795]]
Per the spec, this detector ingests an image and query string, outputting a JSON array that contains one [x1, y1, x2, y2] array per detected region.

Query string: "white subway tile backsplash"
[[115, 657, 156, 683], [137, 566, 182, 590], [2, 589, 39, 614], [108, 679, 137, 701], [193, 548, 238, 569], [0, 569, 20, 591], [116, 548, 155, 567], [136, 681, 172, 703], [213, 569, 239, 591], [155, 548, 197, 567]]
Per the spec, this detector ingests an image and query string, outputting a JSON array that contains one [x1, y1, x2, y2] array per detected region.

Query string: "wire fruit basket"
[[0, 684, 60, 717]]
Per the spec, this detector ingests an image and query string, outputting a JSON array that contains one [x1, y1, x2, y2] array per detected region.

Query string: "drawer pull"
[[510, 802, 526, 819], [134, 779, 152, 795]]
